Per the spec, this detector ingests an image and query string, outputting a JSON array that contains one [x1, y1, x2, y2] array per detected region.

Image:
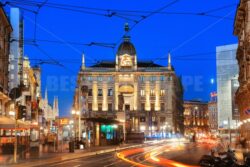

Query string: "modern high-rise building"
[[8, 8, 24, 90], [216, 44, 239, 130], [73, 24, 184, 144]]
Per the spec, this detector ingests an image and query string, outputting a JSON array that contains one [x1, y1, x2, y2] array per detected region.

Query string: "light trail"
[[117, 140, 214, 167]]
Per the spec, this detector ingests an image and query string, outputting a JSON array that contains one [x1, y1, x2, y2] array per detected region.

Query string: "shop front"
[[0, 116, 30, 157]]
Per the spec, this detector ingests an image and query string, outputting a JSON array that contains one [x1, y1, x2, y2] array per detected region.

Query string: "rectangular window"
[[140, 76, 144, 82], [87, 76, 92, 81], [10, 64, 15, 70], [160, 76, 165, 81], [160, 89, 165, 96], [108, 89, 113, 96], [161, 103, 165, 111], [88, 89, 92, 96], [140, 90, 145, 97], [125, 105, 130, 111], [98, 103, 102, 111], [150, 90, 155, 96], [150, 76, 156, 82], [97, 76, 103, 81], [88, 103, 92, 111], [140, 117, 146, 122], [141, 103, 145, 111], [98, 89, 103, 96], [0, 100, 2, 115], [108, 103, 112, 111], [151, 103, 155, 111], [108, 76, 113, 82]]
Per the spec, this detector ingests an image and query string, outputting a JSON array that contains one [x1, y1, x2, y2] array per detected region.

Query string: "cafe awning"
[[0, 116, 30, 129]]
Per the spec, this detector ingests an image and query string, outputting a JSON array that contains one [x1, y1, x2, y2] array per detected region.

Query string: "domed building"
[[74, 24, 184, 145]]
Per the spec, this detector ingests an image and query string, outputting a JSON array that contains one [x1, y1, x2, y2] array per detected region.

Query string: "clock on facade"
[[120, 54, 132, 67]]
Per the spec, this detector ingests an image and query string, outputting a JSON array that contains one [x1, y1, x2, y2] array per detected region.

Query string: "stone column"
[[115, 82, 119, 111], [145, 81, 150, 111], [155, 81, 160, 111], [134, 82, 138, 111], [102, 82, 108, 111], [92, 81, 98, 111]]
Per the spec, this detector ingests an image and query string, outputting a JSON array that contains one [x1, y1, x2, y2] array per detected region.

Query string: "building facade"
[[234, 0, 250, 141], [0, 7, 12, 116], [184, 100, 209, 137], [216, 44, 239, 130], [74, 24, 184, 142], [208, 92, 218, 132], [9, 8, 23, 90]]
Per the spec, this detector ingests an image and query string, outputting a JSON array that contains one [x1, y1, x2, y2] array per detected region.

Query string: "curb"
[[9, 144, 144, 167]]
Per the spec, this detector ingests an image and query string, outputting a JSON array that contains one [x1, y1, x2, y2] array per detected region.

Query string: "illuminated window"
[[160, 89, 165, 96], [150, 90, 155, 96], [140, 90, 145, 96]]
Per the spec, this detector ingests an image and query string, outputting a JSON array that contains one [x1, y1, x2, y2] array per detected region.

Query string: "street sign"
[[244, 108, 250, 115]]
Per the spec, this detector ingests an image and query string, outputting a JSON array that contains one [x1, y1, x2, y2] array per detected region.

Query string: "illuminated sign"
[[59, 118, 69, 125]]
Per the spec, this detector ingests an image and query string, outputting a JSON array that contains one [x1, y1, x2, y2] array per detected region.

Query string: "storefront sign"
[[59, 118, 69, 125]]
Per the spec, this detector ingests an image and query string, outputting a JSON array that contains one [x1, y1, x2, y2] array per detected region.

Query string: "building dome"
[[117, 40, 136, 56], [116, 23, 136, 56]]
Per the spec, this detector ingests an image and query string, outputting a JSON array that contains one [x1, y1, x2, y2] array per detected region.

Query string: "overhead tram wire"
[[4, 0, 237, 67], [6, 0, 235, 20], [33, 0, 49, 40], [113, 0, 180, 50]]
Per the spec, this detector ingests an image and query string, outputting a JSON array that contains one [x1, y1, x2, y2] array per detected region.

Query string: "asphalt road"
[[33, 141, 214, 167]]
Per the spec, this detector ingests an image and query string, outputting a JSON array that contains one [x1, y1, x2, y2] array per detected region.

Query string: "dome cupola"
[[116, 23, 137, 70]]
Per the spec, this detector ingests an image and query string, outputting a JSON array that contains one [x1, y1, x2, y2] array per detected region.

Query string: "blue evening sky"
[[5, 0, 238, 116]]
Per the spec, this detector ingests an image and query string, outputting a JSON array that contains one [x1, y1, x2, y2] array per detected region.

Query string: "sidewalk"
[[1, 143, 143, 167]]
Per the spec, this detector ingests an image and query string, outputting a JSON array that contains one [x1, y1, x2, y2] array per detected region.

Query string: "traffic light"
[[17, 105, 26, 120]]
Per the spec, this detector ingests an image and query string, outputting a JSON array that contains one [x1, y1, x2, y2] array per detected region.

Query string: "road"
[[33, 140, 215, 167]]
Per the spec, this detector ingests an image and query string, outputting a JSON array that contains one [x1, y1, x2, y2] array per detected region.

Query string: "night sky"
[[4, 0, 238, 116]]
